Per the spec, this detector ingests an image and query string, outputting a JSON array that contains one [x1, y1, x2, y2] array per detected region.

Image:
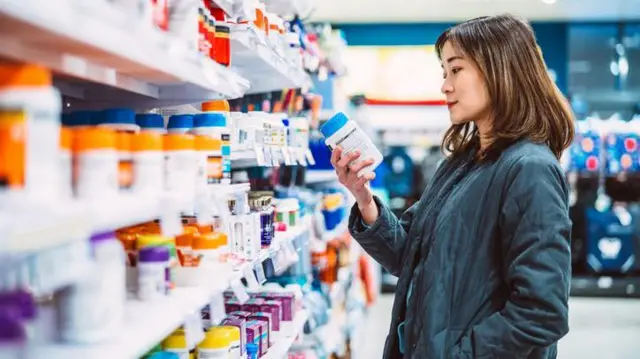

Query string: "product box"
[[242, 298, 265, 313], [245, 321, 262, 356], [259, 301, 281, 333], [221, 317, 247, 357], [249, 312, 272, 351], [255, 320, 269, 356], [225, 298, 242, 314], [228, 311, 252, 320], [256, 292, 295, 321]]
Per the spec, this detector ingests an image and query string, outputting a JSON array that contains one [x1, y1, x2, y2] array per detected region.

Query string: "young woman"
[[331, 14, 574, 359]]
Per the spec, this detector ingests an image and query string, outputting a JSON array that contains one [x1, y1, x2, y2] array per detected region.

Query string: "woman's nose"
[[441, 79, 453, 94]]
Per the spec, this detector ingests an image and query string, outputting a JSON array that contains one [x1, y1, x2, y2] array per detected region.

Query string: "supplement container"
[[56, 232, 126, 344], [59, 127, 73, 197], [217, 325, 243, 359], [320, 112, 383, 177], [0, 64, 61, 199], [162, 329, 189, 358], [137, 246, 170, 300], [194, 111, 231, 185], [167, 114, 194, 134], [131, 132, 164, 196], [244, 321, 261, 356], [248, 312, 272, 352], [175, 226, 198, 267], [72, 128, 118, 199], [198, 327, 232, 359], [192, 232, 222, 265], [136, 113, 166, 134], [164, 133, 196, 214], [97, 109, 139, 191]]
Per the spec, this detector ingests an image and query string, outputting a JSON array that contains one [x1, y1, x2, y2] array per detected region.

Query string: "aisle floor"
[[355, 294, 640, 359]]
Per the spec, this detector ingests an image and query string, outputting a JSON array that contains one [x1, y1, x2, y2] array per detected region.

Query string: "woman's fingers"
[[354, 171, 375, 188], [349, 158, 375, 177], [337, 150, 360, 169], [330, 147, 342, 167]]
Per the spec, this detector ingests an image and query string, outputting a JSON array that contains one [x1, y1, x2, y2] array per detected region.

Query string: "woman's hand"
[[330, 147, 379, 225]]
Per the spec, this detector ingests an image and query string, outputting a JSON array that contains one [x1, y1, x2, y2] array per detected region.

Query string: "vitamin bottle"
[[131, 131, 164, 196], [137, 246, 170, 301], [320, 112, 383, 177], [97, 109, 139, 192], [164, 133, 196, 214], [167, 114, 194, 134], [198, 327, 232, 359], [72, 128, 118, 199]]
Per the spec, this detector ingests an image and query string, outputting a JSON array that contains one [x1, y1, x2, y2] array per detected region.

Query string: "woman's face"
[[440, 41, 492, 126]]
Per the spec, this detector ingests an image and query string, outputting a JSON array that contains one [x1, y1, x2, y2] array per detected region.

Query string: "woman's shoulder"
[[497, 140, 566, 185]]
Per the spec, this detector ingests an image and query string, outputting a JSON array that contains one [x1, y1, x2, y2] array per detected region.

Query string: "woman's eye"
[[452, 67, 462, 74]]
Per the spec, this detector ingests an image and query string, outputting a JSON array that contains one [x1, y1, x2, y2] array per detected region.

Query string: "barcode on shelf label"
[[243, 264, 261, 290], [254, 263, 267, 284], [230, 278, 250, 304], [270, 147, 280, 166], [255, 146, 267, 166], [282, 147, 293, 166]]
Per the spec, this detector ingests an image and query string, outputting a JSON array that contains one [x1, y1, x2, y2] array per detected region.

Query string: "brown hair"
[[435, 14, 574, 160]]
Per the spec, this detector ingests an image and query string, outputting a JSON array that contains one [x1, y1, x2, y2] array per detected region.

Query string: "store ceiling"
[[309, 0, 640, 23]]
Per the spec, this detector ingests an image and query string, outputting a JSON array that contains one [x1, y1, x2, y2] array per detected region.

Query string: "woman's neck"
[[474, 116, 493, 152]]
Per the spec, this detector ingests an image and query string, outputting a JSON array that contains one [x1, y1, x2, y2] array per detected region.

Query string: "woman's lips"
[[447, 101, 458, 109]]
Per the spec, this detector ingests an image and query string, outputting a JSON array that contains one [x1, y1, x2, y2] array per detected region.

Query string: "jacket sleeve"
[[348, 196, 418, 276], [450, 156, 572, 358]]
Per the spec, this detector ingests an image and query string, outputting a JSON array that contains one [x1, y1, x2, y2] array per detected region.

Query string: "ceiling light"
[[541, 0, 556, 4]]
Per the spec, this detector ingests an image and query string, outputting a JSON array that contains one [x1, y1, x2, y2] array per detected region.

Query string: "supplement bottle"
[[200, 101, 231, 184], [164, 133, 196, 214], [56, 232, 126, 343], [72, 128, 118, 199], [131, 131, 164, 196], [167, 114, 194, 134], [137, 234, 178, 291], [97, 108, 139, 192], [136, 113, 166, 134], [217, 325, 242, 359], [0, 64, 61, 200], [137, 246, 170, 301], [320, 112, 383, 177], [198, 327, 232, 359], [162, 329, 190, 359]]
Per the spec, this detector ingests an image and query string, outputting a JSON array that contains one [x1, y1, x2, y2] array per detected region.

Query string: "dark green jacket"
[[349, 141, 571, 358]]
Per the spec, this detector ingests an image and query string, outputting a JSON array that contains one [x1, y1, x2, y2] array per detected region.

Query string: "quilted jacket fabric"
[[349, 141, 572, 359]]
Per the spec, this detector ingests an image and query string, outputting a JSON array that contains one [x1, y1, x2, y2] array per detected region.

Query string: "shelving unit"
[[262, 310, 309, 359], [0, 0, 250, 108], [306, 170, 339, 184]]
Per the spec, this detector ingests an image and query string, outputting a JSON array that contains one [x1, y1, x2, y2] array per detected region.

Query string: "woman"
[[331, 14, 574, 359]]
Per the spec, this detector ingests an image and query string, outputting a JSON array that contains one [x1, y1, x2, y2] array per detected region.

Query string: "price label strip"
[[254, 262, 267, 285], [255, 146, 267, 166], [243, 263, 261, 291], [263, 147, 273, 167], [305, 148, 316, 166], [230, 277, 250, 304], [281, 147, 293, 166], [270, 147, 280, 167]]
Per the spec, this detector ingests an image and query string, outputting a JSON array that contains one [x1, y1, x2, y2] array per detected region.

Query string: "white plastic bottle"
[[320, 112, 383, 177]]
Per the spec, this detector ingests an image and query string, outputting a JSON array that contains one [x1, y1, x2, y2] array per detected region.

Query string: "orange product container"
[[202, 100, 230, 113], [193, 232, 223, 264], [176, 226, 198, 267], [196, 135, 223, 185], [72, 127, 118, 199]]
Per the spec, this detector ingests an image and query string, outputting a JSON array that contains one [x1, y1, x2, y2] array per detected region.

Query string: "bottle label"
[[118, 159, 133, 189], [207, 155, 223, 183], [0, 110, 26, 189]]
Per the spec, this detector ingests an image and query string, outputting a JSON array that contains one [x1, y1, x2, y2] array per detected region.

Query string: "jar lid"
[[193, 233, 221, 250], [0, 64, 51, 87], [73, 128, 117, 151], [138, 246, 170, 262], [216, 325, 240, 340], [320, 112, 349, 138], [163, 133, 195, 151], [135, 114, 164, 130], [202, 100, 230, 112], [162, 331, 187, 349], [167, 114, 194, 130], [199, 327, 232, 349], [194, 113, 227, 128], [64, 111, 98, 127], [98, 108, 139, 131], [132, 132, 162, 152]]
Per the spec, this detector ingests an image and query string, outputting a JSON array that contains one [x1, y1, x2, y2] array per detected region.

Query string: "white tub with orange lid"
[[72, 128, 118, 199], [132, 131, 164, 196]]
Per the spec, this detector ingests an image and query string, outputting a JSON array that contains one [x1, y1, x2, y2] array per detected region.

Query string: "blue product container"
[[606, 133, 640, 174], [585, 207, 637, 274], [570, 132, 601, 173], [64, 111, 98, 127]]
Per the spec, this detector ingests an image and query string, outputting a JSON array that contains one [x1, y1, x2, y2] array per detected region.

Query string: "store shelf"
[[231, 147, 311, 168], [262, 310, 309, 359], [230, 24, 311, 94], [306, 170, 338, 184], [0, 0, 249, 108], [265, 0, 313, 16], [571, 276, 640, 298]]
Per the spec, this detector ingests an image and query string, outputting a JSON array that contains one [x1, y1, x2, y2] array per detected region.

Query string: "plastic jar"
[[72, 128, 118, 199], [137, 234, 178, 290], [320, 112, 383, 177], [193, 232, 222, 265], [0, 64, 61, 199], [132, 132, 164, 196], [217, 325, 242, 359], [97, 109, 139, 191], [162, 329, 190, 359], [137, 246, 170, 300], [214, 24, 231, 67], [59, 127, 73, 197], [136, 113, 166, 134], [167, 114, 194, 134], [56, 232, 126, 343], [164, 133, 196, 212], [198, 327, 232, 359], [195, 108, 231, 185]]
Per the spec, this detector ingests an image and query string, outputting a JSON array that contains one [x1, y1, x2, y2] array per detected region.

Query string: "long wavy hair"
[[435, 14, 574, 160]]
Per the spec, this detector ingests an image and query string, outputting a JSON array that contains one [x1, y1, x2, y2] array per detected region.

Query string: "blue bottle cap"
[[246, 343, 259, 356], [146, 352, 179, 359], [98, 108, 137, 126], [282, 119, 290, 127], [193, 113, 226, 128], [320, 112, 349, 139], [64, 111, 97, 127], [136, 114, 164, 129], [167, 114, 194, 130]]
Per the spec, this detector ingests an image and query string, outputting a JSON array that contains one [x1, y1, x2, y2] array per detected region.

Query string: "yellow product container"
[[198, 327, 232, 358], [162, 330, 189, 358], [216, 326, 241, 359]]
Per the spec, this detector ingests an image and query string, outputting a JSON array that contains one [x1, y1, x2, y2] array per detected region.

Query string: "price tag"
[[230, 277, 250, 304], [255, 146, 267, 166], [282, 147, 293, 166], [297, 148, 308, 167], [254, 262, 267, 285], [184, 311, 205, 349], [243, 264, 261, 290], [305, 149, 316, 166], [263, 147, 273, 167], [284, 240, 299, 265], [270, 147, 280, 167], [208, 292, 227, 326], [271, 250, 286, 274]]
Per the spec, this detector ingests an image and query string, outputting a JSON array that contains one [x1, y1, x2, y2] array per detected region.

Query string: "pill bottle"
[[72, 128, 118, 199], [98, 109, 139, 191], [167, 114, 194, 134], [162, 329, 190, 359], [320, 112, 383, 177], [136, 113, 166, 134], [193, 232, 222, 265], [59, 127, 73, 198], [198, 327, 231, 359], [0, 64, 61, 200], [56, 231, 126, 344], [175, 226, 198, 267], [132, 132, 164, 196], [137, 234, 178, 290], [193, 113, 228, 183], [194, 135, 215, 194], [217, 325, 242, 359], [164, 133, 196, 214], [137, 246, 170, 300]]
